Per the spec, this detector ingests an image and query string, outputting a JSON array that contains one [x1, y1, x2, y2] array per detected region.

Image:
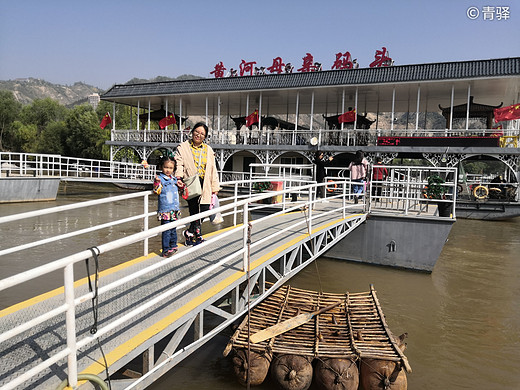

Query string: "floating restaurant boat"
[[223, 284, 410, 390], [100, 56, 520, 220]]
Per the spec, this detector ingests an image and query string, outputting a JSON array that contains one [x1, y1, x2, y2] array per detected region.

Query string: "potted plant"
[[423, 175, 452, 217]]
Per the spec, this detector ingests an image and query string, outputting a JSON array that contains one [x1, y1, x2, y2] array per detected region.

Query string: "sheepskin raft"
[[223, 284, 411, 389]]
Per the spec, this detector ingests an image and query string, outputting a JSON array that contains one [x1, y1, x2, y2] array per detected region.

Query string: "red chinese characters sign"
[[369, 47, 393, 68], [209, 47, 394, 78], [332, 51, 354, 70], [210, 61, 226, 78]]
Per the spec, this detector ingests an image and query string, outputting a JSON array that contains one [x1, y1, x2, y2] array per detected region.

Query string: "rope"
[[84, 246, 112, 390], [56, 374, 109, 390], [314, 355, 358, 382]]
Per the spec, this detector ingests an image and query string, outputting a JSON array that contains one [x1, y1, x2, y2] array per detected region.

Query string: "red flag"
[[494, 103, 520, 123], [338, 109, 356, 124], [246, 109, 259, 127], [100, 112, 112, 129], [159, 113, 177, 129]]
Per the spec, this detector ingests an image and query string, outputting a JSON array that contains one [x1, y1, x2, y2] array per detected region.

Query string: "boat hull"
[[455, 200, 520, 220]]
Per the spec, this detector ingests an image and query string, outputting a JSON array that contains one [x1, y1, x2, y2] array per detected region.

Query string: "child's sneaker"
[[183, 230, 195, 246], [193, 236, 205, 246], [162, 247, 178, 257]]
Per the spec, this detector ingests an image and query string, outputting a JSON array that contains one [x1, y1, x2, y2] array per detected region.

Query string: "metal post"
[[342, 182, 346, 219], [466, 84, 471, 131], [354, 87, 358, 130], [307, 187, 313, 234], [233, 183, 238, 227], [143, 193, 149, 256], [391, 87, 395, 131], [64, 263, 78, 388], [341, 89, 345, 145], [112, 102, 116, 132], [449, 85, 455, 131], [242, 202, 249, 271], [310, 91, 314, 131], [217, 95, 221, 132], [137, 101, 140, 131], [294, 92, 299, 145], [415, 86, 421, 132], [404, 167, 410, 215], [205, 97, 208, 125], [180, 98, 183, 142]]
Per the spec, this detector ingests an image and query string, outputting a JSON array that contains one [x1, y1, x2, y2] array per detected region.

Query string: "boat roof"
[[101, 57, 520, 114]]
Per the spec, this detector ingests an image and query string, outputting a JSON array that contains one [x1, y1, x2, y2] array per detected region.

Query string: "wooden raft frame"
[[224, 284, 411, 373]]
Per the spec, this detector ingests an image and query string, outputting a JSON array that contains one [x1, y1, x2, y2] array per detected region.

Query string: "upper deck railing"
[[111, 127, 520, 148]]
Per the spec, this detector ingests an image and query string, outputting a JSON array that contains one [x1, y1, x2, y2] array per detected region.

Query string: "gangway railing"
[[0, 152, 156, 182], [0, 179, 362, 390], [313, 164, 458, 217], [0, 171, 456, 389]]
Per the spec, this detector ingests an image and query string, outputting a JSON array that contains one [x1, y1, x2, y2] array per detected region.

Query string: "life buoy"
[[326, 180, 337, 193], [473, 185, 488, 200]]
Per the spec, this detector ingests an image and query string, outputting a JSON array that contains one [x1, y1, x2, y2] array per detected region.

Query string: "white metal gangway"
[[0, 152, 156, 184], [0, 167, 457, 389], [0, 178, 367, 390]]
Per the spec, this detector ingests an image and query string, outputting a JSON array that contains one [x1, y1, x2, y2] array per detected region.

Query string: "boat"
[[100, 56, 520, 221], [113, 182, 152, 190], [223, 284, 411, 390]]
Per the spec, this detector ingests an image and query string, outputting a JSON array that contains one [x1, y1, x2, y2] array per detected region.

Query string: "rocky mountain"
[[0, 74, 203, 107], [0, 78, 102, 106]]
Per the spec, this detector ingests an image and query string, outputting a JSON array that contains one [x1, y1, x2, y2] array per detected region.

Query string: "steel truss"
[[110, 214, 366, 389]]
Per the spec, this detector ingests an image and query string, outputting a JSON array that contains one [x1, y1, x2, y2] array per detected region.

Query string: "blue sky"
[[0, 0, 518, 89]]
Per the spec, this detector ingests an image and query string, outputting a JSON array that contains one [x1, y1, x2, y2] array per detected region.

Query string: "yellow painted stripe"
[[0, 252, 157, 318], [80, 215, 362, 376], [1, 225, 240, 318]]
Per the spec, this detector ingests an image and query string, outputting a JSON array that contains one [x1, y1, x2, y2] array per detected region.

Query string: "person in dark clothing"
[[314, 151, 333, 198], [372, 157, 388, 198]]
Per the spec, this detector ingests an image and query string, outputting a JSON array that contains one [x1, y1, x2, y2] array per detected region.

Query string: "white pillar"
[[112, 102, 116, 131], [415, 86, 421, 131], [354, 87, 358, 130], [217, 95, 221, 131], [391, 87, 396, 131], [205, 97, 208, 125], [147, 100, 151, 131], [449, 85, 455, 130], [310, 91, 315, 131], [466, 84, 471, 131], [137, 100, 140, 131], [165, 99, 169, 130], [259, 92, 262, 130], [341, 89, 345, 131]]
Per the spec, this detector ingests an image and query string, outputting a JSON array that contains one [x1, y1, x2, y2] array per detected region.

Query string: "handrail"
[[0, 179, 354, 389], [0, 152, 156, 181], [0, 172, 456, 389], [109, 127, 520, 148]]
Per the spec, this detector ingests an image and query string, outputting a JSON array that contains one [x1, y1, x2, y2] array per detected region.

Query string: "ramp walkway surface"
[[0, 201, 365, 389]]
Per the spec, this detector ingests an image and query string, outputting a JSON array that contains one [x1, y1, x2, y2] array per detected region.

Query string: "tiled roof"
[[102, 57, 520, 99]]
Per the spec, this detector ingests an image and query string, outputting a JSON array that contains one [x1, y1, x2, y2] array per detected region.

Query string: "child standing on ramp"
[[153, 156, 183, 257]]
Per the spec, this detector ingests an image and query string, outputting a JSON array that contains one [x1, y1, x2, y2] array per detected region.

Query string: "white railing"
[[0, 171, 457, 389], [0, 152, 156, 181], [0, 179, 358, 390], [111, 126, 520, 147]]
